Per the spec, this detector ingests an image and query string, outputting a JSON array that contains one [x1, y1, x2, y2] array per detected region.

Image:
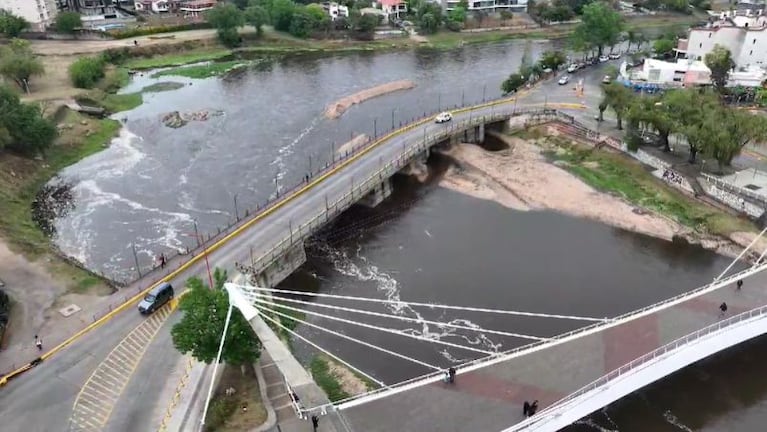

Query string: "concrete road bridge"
[[0, 94, 582, 431]]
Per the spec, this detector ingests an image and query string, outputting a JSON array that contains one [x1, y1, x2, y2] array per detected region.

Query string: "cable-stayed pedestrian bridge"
[[223, 235, 767, 432]]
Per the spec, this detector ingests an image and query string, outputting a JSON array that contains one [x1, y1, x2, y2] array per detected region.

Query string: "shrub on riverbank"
[[310, 357, 351, 402], [69, 56, 106, 89]]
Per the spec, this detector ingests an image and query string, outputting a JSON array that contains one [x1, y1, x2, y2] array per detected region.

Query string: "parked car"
[[558, 75, 570, 85], [138, 282, 174, 315], [567, 64, 579, 73], [609, 52, 621, 60], [435, 112, 453, 123], [598, 55, 609, 63]]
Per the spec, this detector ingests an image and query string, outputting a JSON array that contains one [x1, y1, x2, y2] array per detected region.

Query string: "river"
[[50, 39, 767, 430]]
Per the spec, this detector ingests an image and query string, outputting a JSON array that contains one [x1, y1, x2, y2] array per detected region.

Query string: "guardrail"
[[701, 172, 767, 208], [237, 108, 564, 280], [326, 262, 767, 413], [509, 303, 767, 431]]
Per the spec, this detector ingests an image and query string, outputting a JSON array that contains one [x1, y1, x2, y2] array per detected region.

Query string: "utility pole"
[[193, 220, 201, 247], [482, 84, 487, 102], [233, 194, 239, 221], [374, 118, 377, 138], [131, 243, 142, 278], [192, 219, 214, 289], [461, 89, 465, 107], [391, 108, 396, 130], [438, 94, 441, 111]]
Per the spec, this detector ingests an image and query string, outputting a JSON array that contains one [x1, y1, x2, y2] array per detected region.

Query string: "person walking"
[[529, 400, 539, 416], [34, 335, 42, 351], [737, 280, 743, 290], [523, 401, 531, 417], [159, 253, 166, 269], [311, 415, 319, 432], [448, 367, 456, 384], [719, 302, 728, 317]]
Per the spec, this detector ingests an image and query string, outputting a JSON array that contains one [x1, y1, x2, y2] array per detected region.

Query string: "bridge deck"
[[339, 270, 767, 432]]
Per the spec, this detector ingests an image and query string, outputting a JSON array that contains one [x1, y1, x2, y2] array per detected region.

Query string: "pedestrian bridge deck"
[[338, 267, 767, 432]]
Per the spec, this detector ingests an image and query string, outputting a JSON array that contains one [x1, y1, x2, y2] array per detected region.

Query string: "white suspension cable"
[[719, 225, 767, 279], [253, 303, 441, 371], [236, 285, 607, 322], [250, 296, 495, 355], [257, 292, 549, 342], [256, 306, 385, 387]]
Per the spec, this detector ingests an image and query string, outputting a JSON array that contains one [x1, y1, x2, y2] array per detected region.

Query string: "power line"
[[253, 303, 441, 371], [249, 296, 496, 355], [235, 285, 607, 322], [256, 307, 385, 387], [258, 293, 549, 341]]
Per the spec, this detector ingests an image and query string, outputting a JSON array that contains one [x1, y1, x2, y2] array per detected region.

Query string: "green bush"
[[69, 57, 106, 89], [101, 47, 132, 65], [205, 396, 237, 430], [108, 22, 211, 39]]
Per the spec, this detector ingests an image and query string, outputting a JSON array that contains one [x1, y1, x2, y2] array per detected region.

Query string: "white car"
[[567, 64, 579, 73], [602, 75, 612, 84], [435, 112, 452, 124], [558, 75, 570, 85], [598, 55, 609, 63], [609, 52, 621, 60]]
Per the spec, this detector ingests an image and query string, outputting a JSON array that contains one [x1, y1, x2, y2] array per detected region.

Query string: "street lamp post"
[[233, 194, 239, 222], [482, 85, 487, 102], [391, 108, 396, 130], [192, 219, 214, 289], [374, 118, 377, 138]]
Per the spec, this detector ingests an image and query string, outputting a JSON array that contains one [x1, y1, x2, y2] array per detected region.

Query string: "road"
[[0, 60, 640, 431]]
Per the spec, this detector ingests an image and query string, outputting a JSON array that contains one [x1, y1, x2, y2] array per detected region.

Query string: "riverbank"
[[439, 134, 762, 259]]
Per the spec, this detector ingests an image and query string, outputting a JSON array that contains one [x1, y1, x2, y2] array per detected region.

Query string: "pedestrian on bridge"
[[523, 401, 531, 417], [448, 367, 456, 384], [159, 253, 166, 269], [529, 400, 539, 416], [311, 415, 319, 432], [719, 302, 728, 317], [34, 335, 42, 351], [737, 280, 743, 290]]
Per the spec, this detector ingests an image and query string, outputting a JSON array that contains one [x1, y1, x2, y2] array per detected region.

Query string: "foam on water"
[[317, 242, 502, 362], [663, 410, 695, 431], [63, 127, 146, 181], [270, 116, 320, 190]]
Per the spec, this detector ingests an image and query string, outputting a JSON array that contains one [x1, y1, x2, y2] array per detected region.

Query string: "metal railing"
[[509, 303, 767, 431], [328, 262, 767, 411], [238, 108, 564, 280]]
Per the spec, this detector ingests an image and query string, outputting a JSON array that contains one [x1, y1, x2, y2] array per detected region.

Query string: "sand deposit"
[[324, 80, 416, 120]]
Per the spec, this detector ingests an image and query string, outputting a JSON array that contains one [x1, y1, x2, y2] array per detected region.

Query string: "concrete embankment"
[[324, 80, 416, 119]]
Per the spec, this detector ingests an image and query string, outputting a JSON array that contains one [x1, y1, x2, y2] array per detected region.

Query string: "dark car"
[[137, 282, 174, 315]]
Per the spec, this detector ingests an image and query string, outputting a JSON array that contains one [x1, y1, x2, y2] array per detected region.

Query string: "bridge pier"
[[253, 242, 307, 288], [358, 178, 393, 208], [463, 123, 485, 144]]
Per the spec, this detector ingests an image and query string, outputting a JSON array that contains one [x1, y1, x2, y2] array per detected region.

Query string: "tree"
[[244, 4, 269, 35], [538, 50, 567, 71], [207, 3, 245, 47], [448, 6, 466, 24], [232, 0, 251, 9], [0, 9, 28, 38], [55, 12, 82, 34], [653, 38, 676, 58], [0, 85, 57, 155], [673, 89, 720, 163], [571, 2, 623, 56], [0, 39, 44, 94], [625, 30, 639, 52], [705, 44, 735, 93], [627, 92, 677, 151], [500, 10, 514, 24], [68, 56, 106, 89], [270, 0, 296, 32], [289, 7, 316, 38], [711, 109, 767, 169], [171, 269, 261, 366], [417, 3, 443, 34], [601, 81, 633, 130], [501, 73, 526, 94], [349, 11, 378, 39]]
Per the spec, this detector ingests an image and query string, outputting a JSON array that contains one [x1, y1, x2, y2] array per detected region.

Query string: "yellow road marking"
[[0, 96, 581, 386], [69, 303, 175, 432]]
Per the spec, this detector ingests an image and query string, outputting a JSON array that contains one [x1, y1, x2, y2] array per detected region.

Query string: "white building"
[[626, 58, 767, 88], [134, 0, 170, 13], [443, 0, 528, 13], [378, 0, 407, 19], [0, 0, 59, 31], [322, 2, 349, 20], [677, 8, 767, 69], [178, 0, 217, 17]]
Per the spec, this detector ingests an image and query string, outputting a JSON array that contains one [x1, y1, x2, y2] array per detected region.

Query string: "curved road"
[[0, 62, 609, 432]]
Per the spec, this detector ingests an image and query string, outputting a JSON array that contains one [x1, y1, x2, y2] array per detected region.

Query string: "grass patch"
[[309, 356, 351, 402], [100, 92, 143, 112], [141, 82, 185, 93], [152, 61, 244, 79], [124, 48, 232, 69], [0, 110, 119, 293], [205, 364, 267, 432], [544, 141, 755, 237]]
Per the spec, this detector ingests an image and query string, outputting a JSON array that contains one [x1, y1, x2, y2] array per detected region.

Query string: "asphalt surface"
[[0, 60, 637, 432]]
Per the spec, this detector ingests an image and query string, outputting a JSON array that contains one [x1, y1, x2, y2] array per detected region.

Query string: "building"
[[378, 0, 407, 19], [178, 0, 216, 17], [676, 6, 767, 69], [623, 58, 766, 88], [0, 0, 59, 31], [321, 2, 349, 20], [443, 0, 528, 13], [134, 0, 170, 13]]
